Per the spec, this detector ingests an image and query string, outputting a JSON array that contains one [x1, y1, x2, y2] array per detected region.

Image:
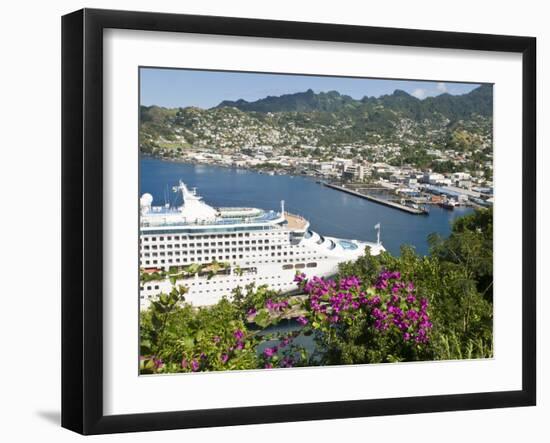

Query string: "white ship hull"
[[140, 235, 382, 307], [139, 181, 384, 309]]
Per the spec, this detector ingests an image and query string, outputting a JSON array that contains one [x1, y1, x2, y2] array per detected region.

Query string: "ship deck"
[[284, 212, 308, 230], [142, 207, 282, 227]]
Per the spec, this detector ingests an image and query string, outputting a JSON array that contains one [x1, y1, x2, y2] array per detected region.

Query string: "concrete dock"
[[323, 183, 428, 215]]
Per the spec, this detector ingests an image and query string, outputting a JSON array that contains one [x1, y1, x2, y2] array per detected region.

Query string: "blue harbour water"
[[140, 156, 473, 256]]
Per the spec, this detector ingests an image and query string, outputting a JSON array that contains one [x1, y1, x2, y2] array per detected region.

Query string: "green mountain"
[[139, 85, 492, 158], [217, 89, 360, 113], [216, 84, 493, 120]]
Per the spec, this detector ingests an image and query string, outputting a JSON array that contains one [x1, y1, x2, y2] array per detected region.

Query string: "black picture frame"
[[61, 8, 536, 435]]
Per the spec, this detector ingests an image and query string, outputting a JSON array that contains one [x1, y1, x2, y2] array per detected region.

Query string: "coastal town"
[[144, 141, 494, 213], [140, 86, 494, 213]]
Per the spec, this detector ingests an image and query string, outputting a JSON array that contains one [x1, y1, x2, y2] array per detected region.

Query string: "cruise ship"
[[139, 181, 384, 308]]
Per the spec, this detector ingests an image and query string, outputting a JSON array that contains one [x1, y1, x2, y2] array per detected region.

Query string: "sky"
[[140, 67, 482, 109]]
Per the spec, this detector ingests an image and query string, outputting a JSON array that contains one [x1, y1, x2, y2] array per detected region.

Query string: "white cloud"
[[411, 88, 427, 99], [436, 82, 448, 93]]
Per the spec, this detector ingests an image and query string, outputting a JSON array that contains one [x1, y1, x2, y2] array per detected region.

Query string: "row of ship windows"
[[141, 252, 327, 262], [140, 246, 320, 257], [142, 256, 241, 265], [141, 256, 327, 266], [143, 233, 250, 241], [141, 238, 312, 251], [171, 240, 272, 248], [142, 232, 286, 242], [142, 239, 270, 249], [283, 262, 317, 269], [243, 258, 327, 264], [141, 248, 292, 257], [141, 252, 326, 260], [143, 240, 281, 251], [141, 275, 283, 291], [142, 285, 289, 295], [140, 281, 290, 299]]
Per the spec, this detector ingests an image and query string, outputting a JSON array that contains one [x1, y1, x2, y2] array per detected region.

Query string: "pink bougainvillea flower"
[[263, 347, 277, 358]]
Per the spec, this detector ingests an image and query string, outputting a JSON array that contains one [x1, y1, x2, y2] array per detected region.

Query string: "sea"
[[140, 156, 473, 256]]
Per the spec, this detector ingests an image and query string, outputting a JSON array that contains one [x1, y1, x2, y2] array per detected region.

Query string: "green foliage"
[[140, 270, 166, 283], [216, 86, 493, 120], [311, 307, 432, 366], [140, 285, 261, 374], [231, 282, 280, 322], [217, 89, 360, 113], [337, 208, 493, 361], [140, 209, 493, 373], [429, 207, 493, 301], [140, 261, 231, 285]]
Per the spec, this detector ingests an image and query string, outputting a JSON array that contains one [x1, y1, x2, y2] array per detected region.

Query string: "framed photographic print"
[[61, 8, 536, 435]]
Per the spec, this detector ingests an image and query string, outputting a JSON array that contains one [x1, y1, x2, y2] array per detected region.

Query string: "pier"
[[323, 183, 428, 215]]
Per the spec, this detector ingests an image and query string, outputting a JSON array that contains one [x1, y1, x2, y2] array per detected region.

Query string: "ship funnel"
[[140, 193, 153, 215]]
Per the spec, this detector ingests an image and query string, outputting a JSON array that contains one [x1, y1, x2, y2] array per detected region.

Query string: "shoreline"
[[140, 153, 340, 181], [141, 154, 483, 211]]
